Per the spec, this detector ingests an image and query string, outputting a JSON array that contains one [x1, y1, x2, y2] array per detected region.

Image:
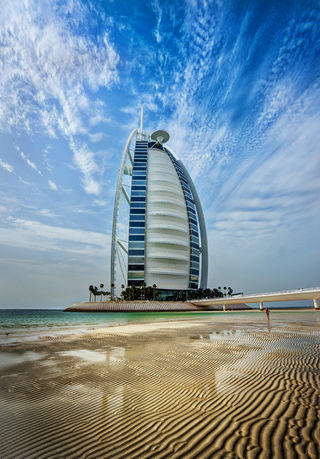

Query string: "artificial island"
[[66, 118, 320, 312]]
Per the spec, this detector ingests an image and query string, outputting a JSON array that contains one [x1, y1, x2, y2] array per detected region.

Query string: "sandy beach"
[[0, 311, 319, 458]]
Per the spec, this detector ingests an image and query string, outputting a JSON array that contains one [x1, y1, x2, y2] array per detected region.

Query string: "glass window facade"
[[131, 192, 146, 197], [128, 256, 144, 264], [128, 140, 148, 286], [128, 264, 145, 270], [130, 208, 146, 214], [132, 170, 146, 176], [128, 280, 144, 286], [129, 242, 145, 249], [130, 216, 145, 222], [130, 221, 145, 227], [129, 228, 145, 235], [129, 234, 144, 241], [132, 185, 146, 190], [128, 271, 145, 279], [128, 249, 144, 256], [132, 175, 146, 183]]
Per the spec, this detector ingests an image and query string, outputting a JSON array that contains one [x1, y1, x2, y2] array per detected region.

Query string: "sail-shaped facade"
[[110, 128, 207, 298]]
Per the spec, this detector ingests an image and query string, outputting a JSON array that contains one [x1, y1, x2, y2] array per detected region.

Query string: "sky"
[[0, 0, 319, 308]]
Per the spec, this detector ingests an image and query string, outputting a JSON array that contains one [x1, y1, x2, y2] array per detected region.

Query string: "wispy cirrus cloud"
[[18, 177, 31, 186], [151, 0, 162, 44], [48, 180, 57, 190], [89, 132, 104, 143], [0, 158, 14, 173], [20, 152, 43, 176], [69, 139, 100, 195], [209, 100, 320, 240], [93, 199, 108, 207], [144, 0, 320, 190], [0, 0, 118, 136], [0, 0, 119, 194], [39, 209, 57, 218]]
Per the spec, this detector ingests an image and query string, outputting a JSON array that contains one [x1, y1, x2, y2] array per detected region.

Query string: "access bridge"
[[190, 287, 320, 310]]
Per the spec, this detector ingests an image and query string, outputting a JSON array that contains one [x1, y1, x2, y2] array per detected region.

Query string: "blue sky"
[[0, 0, 319, 308]]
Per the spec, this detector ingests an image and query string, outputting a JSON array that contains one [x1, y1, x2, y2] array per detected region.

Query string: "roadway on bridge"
[[190, 287, 320, 309]]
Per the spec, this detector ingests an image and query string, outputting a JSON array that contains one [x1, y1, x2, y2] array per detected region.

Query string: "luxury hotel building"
[[110, 126, 207, 299]]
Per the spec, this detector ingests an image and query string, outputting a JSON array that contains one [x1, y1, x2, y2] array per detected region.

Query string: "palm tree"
[[145, 286, 151, 300], [129, 285, 136, 301], [93, 286, 98, 301], [142, 281, 146, 300], [123, 287, 130, 301], [99, 284, 104, 301], [111, 283, 115, 300], [88, 285, 94, 302], [121, 284, 125, 300], [223, 286, 227, 298], [216, 287, 223, 298], [152, 284, 157, 301]]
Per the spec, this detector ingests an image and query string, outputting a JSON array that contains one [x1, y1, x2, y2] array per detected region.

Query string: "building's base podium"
[[65, 301, 251, 312]]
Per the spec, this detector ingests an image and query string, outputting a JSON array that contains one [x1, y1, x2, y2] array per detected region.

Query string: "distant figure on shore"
[[265, 308, 270, 317]]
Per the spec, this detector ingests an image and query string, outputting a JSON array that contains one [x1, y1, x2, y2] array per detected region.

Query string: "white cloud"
[[42, 146, 53, 173], [20, 152, 43, 175], [0, 0, 119, 194], [0, 218, 109, 257], [89, 132, 104, 143], [18, 177, 31, 185], [73, 208, 97, 215], [258, 80, 294, 126], [93, 199, 108, 207], [151, 0, 162, 44], [39, 209, 56, 217], [0, 0, 119, 136], [48, 180, 57, 190], [208, 110, 320, 240], [0, 158, 14, 173], [69, 139, 100, 195], [120, 106, 138, 115], [146, 1, 232, 179], [89, 113, 111, 127]]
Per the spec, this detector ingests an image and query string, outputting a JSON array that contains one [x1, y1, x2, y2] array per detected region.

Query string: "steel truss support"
[[110, 128, 138, 298]]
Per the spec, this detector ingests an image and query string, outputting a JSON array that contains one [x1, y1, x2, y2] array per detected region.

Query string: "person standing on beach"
[[265, 308, 270, 317]]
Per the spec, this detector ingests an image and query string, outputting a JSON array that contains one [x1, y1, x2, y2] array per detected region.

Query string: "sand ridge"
[[0, 312, 319, 458]]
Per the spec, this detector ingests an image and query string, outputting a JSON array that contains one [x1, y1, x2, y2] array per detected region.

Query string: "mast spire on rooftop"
[[140, 105, 143, 133]]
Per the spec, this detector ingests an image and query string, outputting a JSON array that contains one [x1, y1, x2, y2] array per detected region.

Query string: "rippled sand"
[[0, 311, 319, 458]]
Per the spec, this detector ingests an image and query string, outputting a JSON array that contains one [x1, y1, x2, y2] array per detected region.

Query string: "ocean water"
[[1, 309, 317, 345], [0, 309, 217, 343]]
